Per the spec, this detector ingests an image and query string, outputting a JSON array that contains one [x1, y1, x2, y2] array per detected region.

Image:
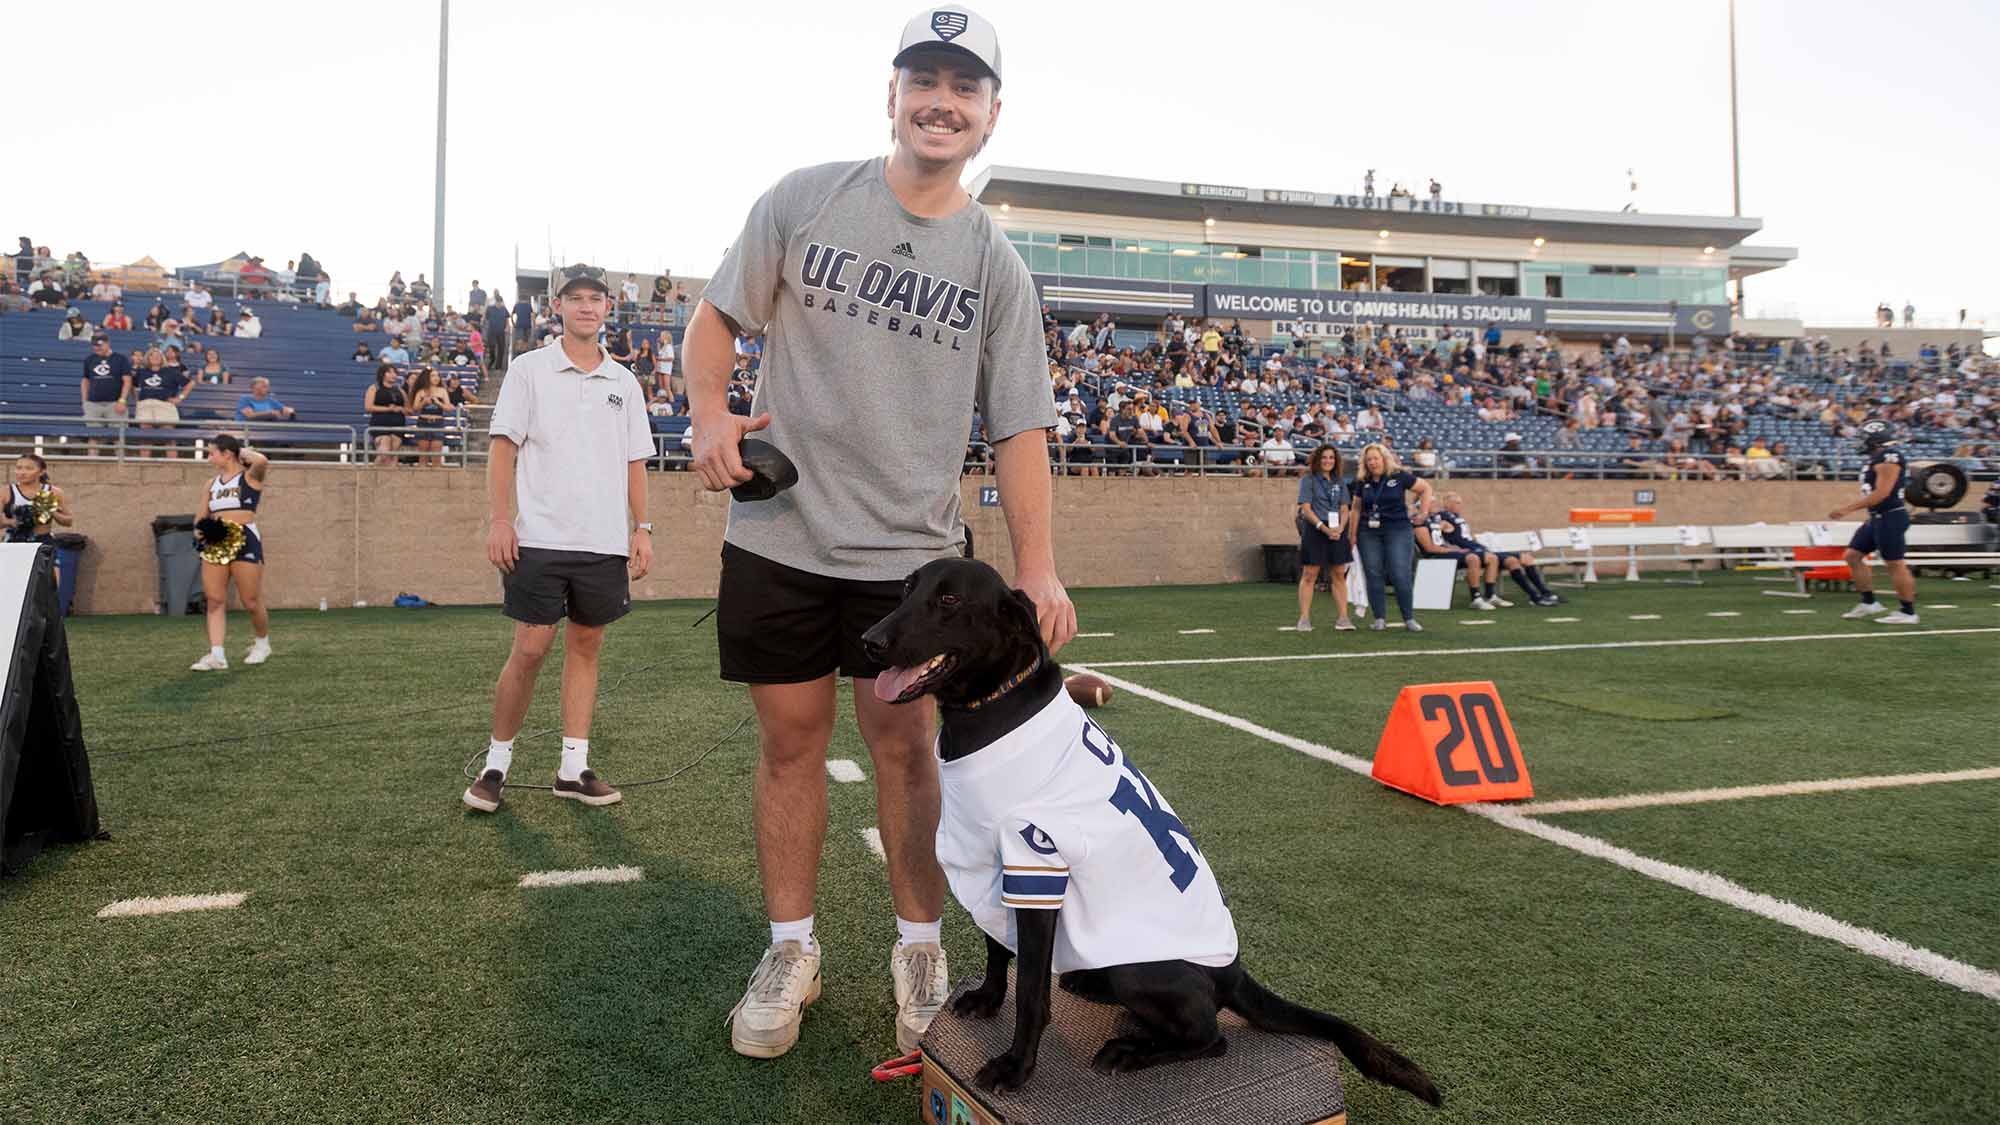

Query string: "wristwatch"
[[635, 522, 654, 534]]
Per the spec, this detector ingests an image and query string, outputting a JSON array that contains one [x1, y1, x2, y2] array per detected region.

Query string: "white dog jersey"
[[935, 688, 1239, 974]]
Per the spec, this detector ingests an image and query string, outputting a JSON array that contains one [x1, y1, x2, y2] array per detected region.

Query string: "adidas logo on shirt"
[[891, 241, 916, 260]]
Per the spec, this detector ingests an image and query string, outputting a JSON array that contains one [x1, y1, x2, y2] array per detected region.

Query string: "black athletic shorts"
[[717, 541, 902, 684], [503, 547, 631, 627], [1298, 525, 1352, 568]]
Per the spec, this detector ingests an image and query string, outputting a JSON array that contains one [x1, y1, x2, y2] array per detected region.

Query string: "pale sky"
[[11, 0, 1996, 330]]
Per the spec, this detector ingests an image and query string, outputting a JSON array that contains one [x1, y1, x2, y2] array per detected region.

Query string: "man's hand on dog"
[[1016, 564, 1077, 654], [690, 409, 772, 492]]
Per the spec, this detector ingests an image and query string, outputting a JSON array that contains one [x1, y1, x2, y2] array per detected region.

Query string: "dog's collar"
[[960, 656, 1043, 711]]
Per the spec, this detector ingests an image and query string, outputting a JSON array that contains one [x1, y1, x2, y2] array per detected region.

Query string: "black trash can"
[[151, 515, 203, 615], [50, 532, 87, 616], [1262, 542, 1300, 584]]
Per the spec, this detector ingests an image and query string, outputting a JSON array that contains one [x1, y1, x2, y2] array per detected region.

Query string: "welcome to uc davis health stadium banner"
[[1204, 284, 1729, 335]]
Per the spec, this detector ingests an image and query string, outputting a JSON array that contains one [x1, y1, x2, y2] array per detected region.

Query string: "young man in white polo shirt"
[[463, 264, 657, 814], [688, 5, 1074, 1060]]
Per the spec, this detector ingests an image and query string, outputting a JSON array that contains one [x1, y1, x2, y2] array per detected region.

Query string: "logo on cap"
[[930, 10, 968, 39]]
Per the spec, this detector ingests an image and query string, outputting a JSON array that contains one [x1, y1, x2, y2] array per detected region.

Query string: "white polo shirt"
[[488, 339, 655, 558]]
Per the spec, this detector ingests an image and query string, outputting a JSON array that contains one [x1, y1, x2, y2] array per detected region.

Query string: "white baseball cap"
[[894, 6, 1002, 85]]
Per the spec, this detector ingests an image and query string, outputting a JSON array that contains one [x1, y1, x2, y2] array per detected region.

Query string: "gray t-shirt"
[[702, 157, 1055, 581]]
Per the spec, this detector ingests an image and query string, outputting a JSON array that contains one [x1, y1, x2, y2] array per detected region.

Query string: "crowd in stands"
[[9, 236, 1994, 483], [1031, 309, 1998, 480]]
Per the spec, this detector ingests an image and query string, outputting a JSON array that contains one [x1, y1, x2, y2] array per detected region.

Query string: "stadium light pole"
[[1728, 0, 1744, 310], [432, 0, 449, 300]]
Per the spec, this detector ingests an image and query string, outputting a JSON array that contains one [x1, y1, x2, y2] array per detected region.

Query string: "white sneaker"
[[243, 638, 272, 665], [1333, 617, 1356, 631], [728, 941, 823, 1059], [1875, 611, 1920, 625], [1841, 601, 1890, 620], [1293, 617, 1313, 632], [189, 651, 228, 672], [1404, 620, 1424, 633], [1470, 596, 1494, 611], [1490, 594, 1515, 608], [891, 941, 950, 1052]]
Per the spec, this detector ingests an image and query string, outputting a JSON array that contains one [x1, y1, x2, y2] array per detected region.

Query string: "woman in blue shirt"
[[1347, 442, 1434, 632], [1294, 444, 1353, 631]]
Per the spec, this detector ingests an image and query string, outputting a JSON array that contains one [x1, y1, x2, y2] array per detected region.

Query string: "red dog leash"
[[871, 1049, 923, 1081]]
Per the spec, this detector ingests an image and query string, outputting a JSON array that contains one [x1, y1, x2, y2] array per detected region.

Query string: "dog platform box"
[[918, 969, 1345, 1125]]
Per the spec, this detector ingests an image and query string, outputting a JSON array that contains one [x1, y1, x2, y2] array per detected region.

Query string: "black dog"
[[861, 558, 1441, 1105]]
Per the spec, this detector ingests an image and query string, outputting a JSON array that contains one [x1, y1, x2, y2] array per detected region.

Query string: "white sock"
[[209, 645, 225, 661], [896, 915, 942, 949], [250, 634, 270, 649], [558, 738, 588, 781], [771, 915, 818, 954], [484, 738, 514, 777]]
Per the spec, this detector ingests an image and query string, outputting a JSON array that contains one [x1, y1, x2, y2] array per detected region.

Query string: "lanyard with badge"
[[1363, 476, 1395, 529]]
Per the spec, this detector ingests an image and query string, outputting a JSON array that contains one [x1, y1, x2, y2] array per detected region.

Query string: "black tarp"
[[0, 543, 97, 873]]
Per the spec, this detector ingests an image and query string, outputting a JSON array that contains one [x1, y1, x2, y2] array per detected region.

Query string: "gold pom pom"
[[196, 520, 247, 565]]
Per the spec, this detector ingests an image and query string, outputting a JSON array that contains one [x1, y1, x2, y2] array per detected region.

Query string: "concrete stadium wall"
[[45, 461, 1882, 615]]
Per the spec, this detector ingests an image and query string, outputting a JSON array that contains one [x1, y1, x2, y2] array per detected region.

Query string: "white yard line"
[[1074, 627, 2000, 670], [1510, 767, 2000, 816], [517, 866, 643, 889], [1069, 666, 2000, 1005], [1177, 628, 1216, 635], [860, 827, 886, 862], [826, 759, 866, 784], [1707, 611, 1742, 617], [1470, 804, 2000, 1003], [1783, 609, 1817, 615], [1459, 619, 1497, 626], [96, 892, 247, 919], [1075, 632, 1117, 639], [1545, 617, 1581, 623], [1628, 614, 1663, 621], [1929, 604, 1958, 610]]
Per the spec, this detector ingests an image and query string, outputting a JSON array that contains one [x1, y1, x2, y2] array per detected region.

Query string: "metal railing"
[[2, 414, 364, 463], [14, 412, 1992, 484]]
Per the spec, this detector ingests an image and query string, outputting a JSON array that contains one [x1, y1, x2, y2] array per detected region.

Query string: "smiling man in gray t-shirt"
[[686, 4, 1073, 1063]]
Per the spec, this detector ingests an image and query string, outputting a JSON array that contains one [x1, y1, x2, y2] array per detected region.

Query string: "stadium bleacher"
[[2, 300, 496, 452], [4, 292, 1992, 482]]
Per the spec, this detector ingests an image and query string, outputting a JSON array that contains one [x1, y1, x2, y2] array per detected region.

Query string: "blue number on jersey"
[[1083, 717, 1201, 892]]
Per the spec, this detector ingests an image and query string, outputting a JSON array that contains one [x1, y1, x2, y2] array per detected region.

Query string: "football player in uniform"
[[1832, 419, 1918, 624], [1420, 492, 1560, 608], [1416, 502, 1500, 609]]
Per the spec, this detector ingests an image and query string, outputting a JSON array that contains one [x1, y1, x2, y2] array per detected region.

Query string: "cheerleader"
[[190, 434, 271, 671], [8, 454, 74, 582]]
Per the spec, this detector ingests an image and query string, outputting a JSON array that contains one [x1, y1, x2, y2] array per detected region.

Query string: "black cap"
[[557, 263, 610, 297], [91, 333, 109, 343]]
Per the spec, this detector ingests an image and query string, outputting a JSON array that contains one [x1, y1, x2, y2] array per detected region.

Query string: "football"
[[1065, 672, 1113, 709]]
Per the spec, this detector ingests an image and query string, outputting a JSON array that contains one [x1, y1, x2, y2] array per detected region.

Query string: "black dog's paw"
[[1090, 1036, 1150, 1074], [951, 987, 1005, 1021], [973, 1050, 1035, 1093]]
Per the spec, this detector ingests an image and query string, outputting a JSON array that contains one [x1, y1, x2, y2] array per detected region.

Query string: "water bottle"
[[318, 598, 328, 612]]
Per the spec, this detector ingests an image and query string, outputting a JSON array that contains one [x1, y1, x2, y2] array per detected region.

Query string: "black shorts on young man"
[[716, 542, 902, 683], [503, 547, 631, 626]]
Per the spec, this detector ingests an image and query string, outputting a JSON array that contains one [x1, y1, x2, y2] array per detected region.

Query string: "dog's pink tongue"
[[874, 664, 923, 703]]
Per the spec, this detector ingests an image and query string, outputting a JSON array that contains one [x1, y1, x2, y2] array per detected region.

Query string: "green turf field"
[[4, 573, 1997, 1123]]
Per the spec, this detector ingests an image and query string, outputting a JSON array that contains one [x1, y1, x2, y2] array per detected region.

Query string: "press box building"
[[970, 166, 1797, 345]]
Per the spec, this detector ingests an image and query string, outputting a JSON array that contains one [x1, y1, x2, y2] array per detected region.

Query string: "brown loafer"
[[553, 769, 622, 807], [463, 769, 504, 813]]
